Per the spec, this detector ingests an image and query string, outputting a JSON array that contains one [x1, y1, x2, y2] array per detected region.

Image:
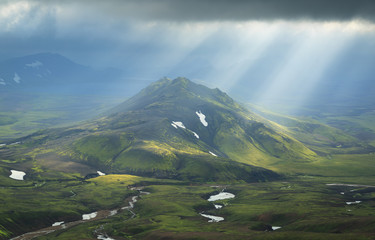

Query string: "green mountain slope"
[[2, 77, 327, 182], [248, 104, 375, 155], [110, 77, 316, 162]]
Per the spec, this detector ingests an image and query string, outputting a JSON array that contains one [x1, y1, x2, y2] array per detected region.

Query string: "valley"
[[0, 78, 374, 239], [0, 92, 123, 141]]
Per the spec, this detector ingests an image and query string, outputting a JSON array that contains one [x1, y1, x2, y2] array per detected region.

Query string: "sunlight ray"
[[254, 23, 356, 109], [211, 22, 283, 92]]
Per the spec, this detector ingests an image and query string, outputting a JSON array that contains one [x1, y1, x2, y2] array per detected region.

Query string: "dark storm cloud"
[[1, 0, 374, 75], [55, 0, 375, 22]]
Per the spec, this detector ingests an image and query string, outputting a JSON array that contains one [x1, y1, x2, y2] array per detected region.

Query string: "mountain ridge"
[[0, 52, 123, 94]]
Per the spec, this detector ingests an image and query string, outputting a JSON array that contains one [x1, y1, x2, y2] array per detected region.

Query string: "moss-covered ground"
[[28, 174, 375, 240], [1, 153, 375, 240]]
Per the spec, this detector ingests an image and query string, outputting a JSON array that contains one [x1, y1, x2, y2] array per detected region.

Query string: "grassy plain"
[[2, 149, 374, 240], [1, 147, 374, 239], [31, 174, 375, 240]]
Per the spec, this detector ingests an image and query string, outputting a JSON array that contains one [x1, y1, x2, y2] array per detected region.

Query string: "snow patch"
[[9, 170, 26, 180], [25, 61, 43, 68], [196, 110, 208, 126], [272, 226, 282, 230], [191, 131, 199, 139], [171, 121, 199, 139], [208, 192, 235, 202], [82, 212, 97, 220], [0, 143, 6, 147], [200, 213, 224, 222], [52, 221, 64, 227], [172, 121, 186, 129], [13, 73, 21, 83], [97, 171, 105, 176], [209, 151, 217, 157], [346, 201, 361, 205], [214, 204, 223, 209], [109, 210, 118, 216], [97, 234, 115, 240], [340, 192, 345, 195], [171, 120, 201, 140]]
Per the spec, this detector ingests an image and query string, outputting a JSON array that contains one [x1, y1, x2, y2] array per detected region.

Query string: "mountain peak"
[[145, 77, 193, 92], [110, 77, 239, 114], [171, 76, 190, 85]]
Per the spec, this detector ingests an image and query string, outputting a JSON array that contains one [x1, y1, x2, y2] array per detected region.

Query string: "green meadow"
[[30, 174, 375, 240], [1, 150, 374, 240]]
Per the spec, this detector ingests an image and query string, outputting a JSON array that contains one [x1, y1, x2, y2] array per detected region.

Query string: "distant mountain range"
[[2, 52, 374, 109], [0, 53, 125, 95]]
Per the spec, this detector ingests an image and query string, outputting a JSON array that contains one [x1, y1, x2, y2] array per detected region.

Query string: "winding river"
[[10, 187, 149, 240]]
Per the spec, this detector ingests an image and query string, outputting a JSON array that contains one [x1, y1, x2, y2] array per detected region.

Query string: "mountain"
[[107, 77, 317, 165], [0, 53, 123, 95], [2, 77, 331, 183]]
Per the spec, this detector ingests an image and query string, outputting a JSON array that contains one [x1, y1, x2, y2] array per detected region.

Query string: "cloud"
[[24, 0, 375, 23], [2, 0, 375, 25], [0, 0, 374, 97]]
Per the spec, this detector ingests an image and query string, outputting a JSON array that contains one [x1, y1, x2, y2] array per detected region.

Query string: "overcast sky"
[[1, 0, 374, 106]]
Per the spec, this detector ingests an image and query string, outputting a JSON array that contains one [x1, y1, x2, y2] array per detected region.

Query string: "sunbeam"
[[206, 21, 284, 92], [239, 20, 370, 110]]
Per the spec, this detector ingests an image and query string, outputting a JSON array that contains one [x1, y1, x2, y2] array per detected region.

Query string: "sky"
[[1, 0, 374, 107]]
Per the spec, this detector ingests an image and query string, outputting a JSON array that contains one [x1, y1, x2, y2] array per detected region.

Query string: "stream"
[[10, 187, 149, 240]]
